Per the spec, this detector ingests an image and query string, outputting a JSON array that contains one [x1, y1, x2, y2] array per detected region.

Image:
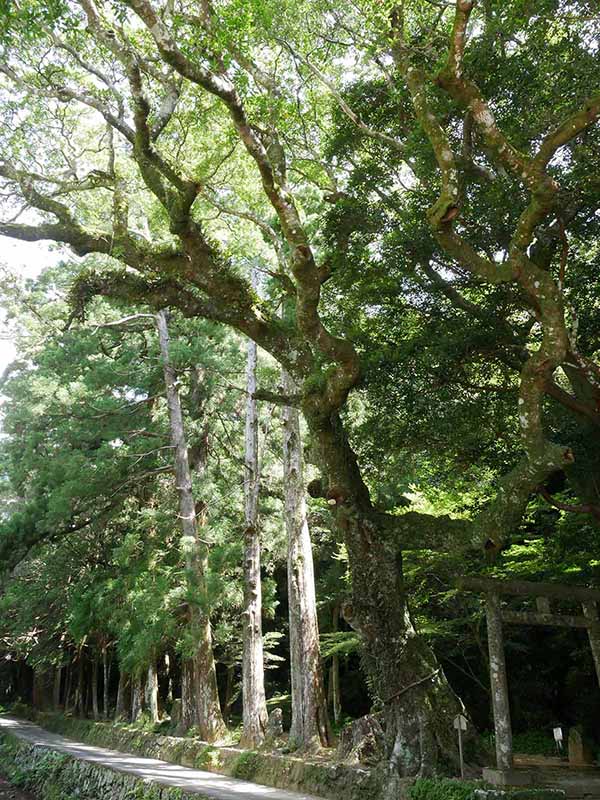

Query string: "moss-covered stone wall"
[[16, 712, 384, 800], [0, 732, 202, 800]]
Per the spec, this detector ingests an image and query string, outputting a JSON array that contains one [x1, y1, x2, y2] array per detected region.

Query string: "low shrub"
[[409, 777, 479, 800], [512, 732, 557, 758]]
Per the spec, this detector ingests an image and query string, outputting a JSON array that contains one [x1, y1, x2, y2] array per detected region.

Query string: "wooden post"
[[486, 592, 513, 770], [582, 601, 600, 689]]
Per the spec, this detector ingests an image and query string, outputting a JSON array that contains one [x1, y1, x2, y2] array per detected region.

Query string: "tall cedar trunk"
[[328, 604, 342, 725], [115, 669, 130, 721], [131, 673, 144, 722], [165, 653, 173, 706], [223, 664, 236, 725], [63, 661, 72, 714], [74, 656, 84, 716], [307, 410, 461, 786], [241, 273, 268, 748], [155, 309, 225, 741], [53, 664, 62, 710], [102, 647, 109, 719], [282, 370, 330, 749], [179, 657, 196, 733], [91, 657, 99, 720], [32, 667, 53, 710], [145, 662, 159, 723]]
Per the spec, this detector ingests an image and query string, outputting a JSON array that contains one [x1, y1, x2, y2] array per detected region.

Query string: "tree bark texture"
[[63, 661, 72, 714], [328, 604, 342, 725], [582, 602, 600, 689], [91, 657, 99, 720], [131, 672, 144, 722], [32, 667, 54, 711], [241, 273, 268, 748], [145, 661, 159, 723], [155, 309, 225, 741], [74, 656, 84, 716], [306, 410, 461, 783], [282, 370, 330, 750], [52, 664, 62, 710], [165, 652, 174, 706], [102, 647, 110, 719], [115, 669, 130, 722]]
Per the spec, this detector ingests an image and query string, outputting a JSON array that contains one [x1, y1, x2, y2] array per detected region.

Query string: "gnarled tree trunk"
[[307, 410, 461, 786], [156, 309, 225, 741], [282, 370, 330, 750]]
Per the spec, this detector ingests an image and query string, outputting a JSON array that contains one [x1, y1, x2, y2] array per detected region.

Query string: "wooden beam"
[[501, 610, 598, 629], [457, 576, 600, 603]]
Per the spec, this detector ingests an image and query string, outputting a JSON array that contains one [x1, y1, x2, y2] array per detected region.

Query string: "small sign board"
[[553, 727, 563, 742], [454, 714, 468, 731]]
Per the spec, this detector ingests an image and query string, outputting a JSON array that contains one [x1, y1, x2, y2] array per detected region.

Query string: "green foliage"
[[408, 778, 480, 800], [231, 750, 260, 780], [0, 0, 599, 765], [512, 731, 557, 758], [320, 631, 361, 660]]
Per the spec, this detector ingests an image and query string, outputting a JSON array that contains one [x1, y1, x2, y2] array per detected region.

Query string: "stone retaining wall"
[[18, 712, 384, 800], [0, 732, 201, 800]]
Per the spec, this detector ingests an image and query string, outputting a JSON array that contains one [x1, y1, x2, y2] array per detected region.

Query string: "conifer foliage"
[[0, 0, 599, 789]]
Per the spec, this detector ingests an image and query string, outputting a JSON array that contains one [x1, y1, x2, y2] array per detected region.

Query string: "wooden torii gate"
[[457, 576, 600, 773]]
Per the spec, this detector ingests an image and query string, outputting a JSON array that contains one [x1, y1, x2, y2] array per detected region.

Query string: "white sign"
[[454, 714, 468, 778], [453, 714, 468, 731], [553, 727, 563, 742]]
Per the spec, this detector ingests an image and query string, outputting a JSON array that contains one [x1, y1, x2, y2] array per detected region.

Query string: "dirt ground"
[[0, 774, 34, 800]]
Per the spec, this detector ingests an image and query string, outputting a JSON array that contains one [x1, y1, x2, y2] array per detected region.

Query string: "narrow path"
[[0, 716, 323, 800]]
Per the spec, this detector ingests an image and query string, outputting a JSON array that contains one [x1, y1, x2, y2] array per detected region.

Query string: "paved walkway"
[[0, 716, 323, 800]]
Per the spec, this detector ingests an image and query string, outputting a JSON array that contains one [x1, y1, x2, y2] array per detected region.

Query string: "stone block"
[[483, 767, 536, 786], [568, 727, 595, 766]]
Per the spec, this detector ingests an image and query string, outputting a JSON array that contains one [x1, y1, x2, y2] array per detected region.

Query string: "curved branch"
[[538, 486, 600, 521]]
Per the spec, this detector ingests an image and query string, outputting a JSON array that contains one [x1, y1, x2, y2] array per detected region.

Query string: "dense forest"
[[0, 0, 599, 795]]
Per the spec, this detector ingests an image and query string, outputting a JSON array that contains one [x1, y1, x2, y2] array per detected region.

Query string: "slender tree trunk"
[[241, 274, 268, 748], [223, 664, 236, 725], [145, 662, 159, 724], [102, 647, 109, 719], [165, 653, 173, 706], [32, 667, 53, 710], [307, 409, 462, 788], [155, 309, 225, 742], [74, 656, 84, 716], [328, 604, 342, 725], [91, 657, 99, 720], [179, 657, 196, 733], [53, 664, 62, 711], [131, 673, 144, 722], [115, 669, 130, 722], [63, 660, 72, 714], [282, 370, 330, 750]]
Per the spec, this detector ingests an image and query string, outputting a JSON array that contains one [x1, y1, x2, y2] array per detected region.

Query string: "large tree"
[[0, 0, 599, 785]]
